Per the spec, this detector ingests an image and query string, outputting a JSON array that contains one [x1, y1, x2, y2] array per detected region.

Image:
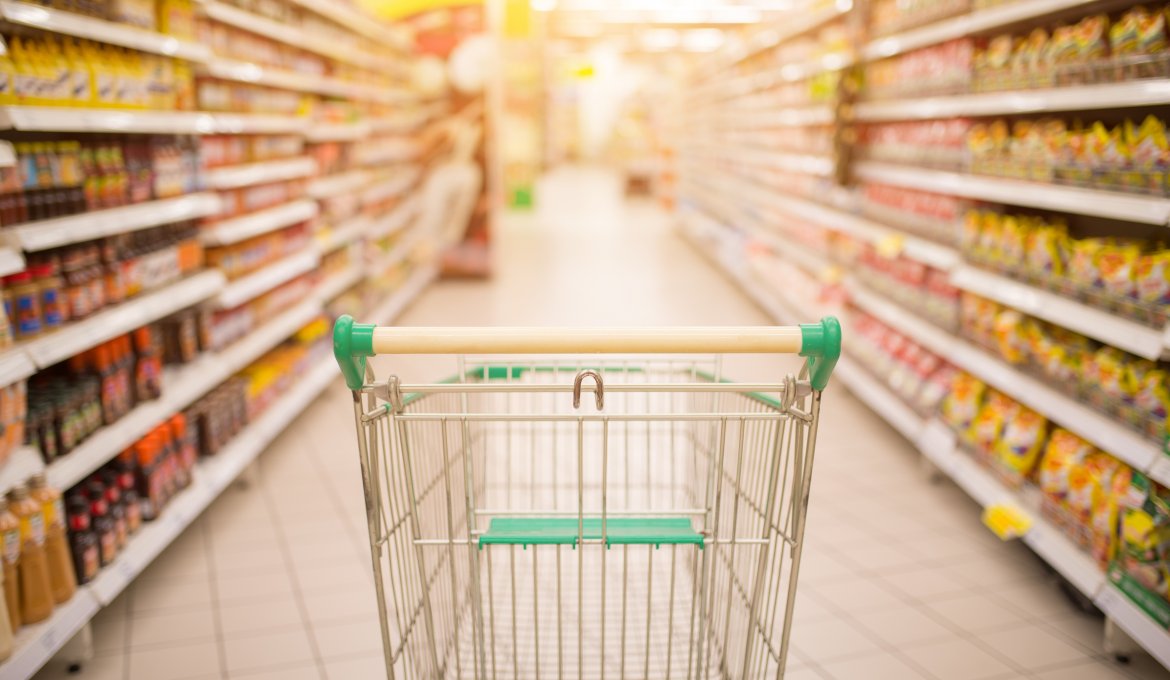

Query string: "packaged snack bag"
[[1039, 429, 1095, 500], [941, 372, 985, 431], [992, 308, 1029, 363], [1097, 242, 1141, 299], [1128, 364, 1170, 424], [1116, 472, 1170, 599], [1074, 14, 1112, 62], [1025, 220, 1068, 277], [1001, 214, 1029, 264], [1136, 248, 1170, 304], [1126, 116, 1168, 191], [978, 211, 1003, 261], [1092, 463, 1134, 565], [968, 390, 1018, 452], [995, 406, 1048, 476], [1068, 237, 1107, 289], [1067, 452, 1120, 524], [962, 209, 984, 255], [1088, 346, 1132, 401]]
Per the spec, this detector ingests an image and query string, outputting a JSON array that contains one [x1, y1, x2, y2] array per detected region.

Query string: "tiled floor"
[[33, 167, 1170, 679]]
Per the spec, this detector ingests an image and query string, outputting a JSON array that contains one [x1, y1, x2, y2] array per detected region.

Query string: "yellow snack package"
[[992, 309, 1029, 363], [1129, 365, 1170, 425], [942, 372, 986, 431], [1097, 242, 1141, 299], [1067, 452, 1119, 525], [1001, 214, 1029, 264], [995, 406, 1049, 476], [1136, 249, 1170, 305], [962, 209, 984, 254], [1025, 221, 1068, 277], [1068, 237, 1107, 288], [1038, 429, 1094, 500], [1091, 346, 1132, 401], [968, 391, 1019, 452], [1092, 463, 1134, 566]]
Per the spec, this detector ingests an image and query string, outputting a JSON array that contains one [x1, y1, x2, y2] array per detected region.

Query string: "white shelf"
[[23, 270, 225, 369], [846, 281, 1169, 486], [0, 589, 99, 680], [0, 0, 210, 61], [854, 162, 1170, 226], [861, 0, 1102, 60], [200, 1, 379, 69], [0, 446, 46, 494], [305, 121, 370, 143], [205, 156, 318, 190], [355, 139, 423, 166], [202, 57, 338, 96], [835, 358, 925, 442], [9, 193, 221, 252], [307, 170, 371, 199], [368, 195, 420, 241], [216, 249, 319, 309], [315, 266, 364, 302], [0, 106, 307, 135], [197, 112, 308, 135], [286, 0, 409, 48], [722, 4, 850, 68], [200, 199, 318, 246], [0, 348, 34, 389], [1096, 586, 1170, 670], [316, 215, 370, 252], [856, 80, 1170, 121], [361, 169, 419, 206], [951, 265, 1168, 361], [0, 247, 25, 276]]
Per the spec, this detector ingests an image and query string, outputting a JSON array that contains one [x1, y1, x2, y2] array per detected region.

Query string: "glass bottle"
[[7, 485, 53, 624], [27, 473, 75, 604], [0, 499, 19, 631]]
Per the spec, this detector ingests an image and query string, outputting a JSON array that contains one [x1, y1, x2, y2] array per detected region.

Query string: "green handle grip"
[[334, 314, 376, 390], [799, 316, 842, 391]]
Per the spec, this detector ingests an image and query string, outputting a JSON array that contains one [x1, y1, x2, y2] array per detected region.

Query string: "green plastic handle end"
[[799, 316, 841, 391], [333, 314, 376, 390]]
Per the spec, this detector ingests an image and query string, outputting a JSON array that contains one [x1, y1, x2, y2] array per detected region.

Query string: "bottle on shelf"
[[0, 499, 19, 631], [28, 473, 76, 605], [7, 484, 54, 625]]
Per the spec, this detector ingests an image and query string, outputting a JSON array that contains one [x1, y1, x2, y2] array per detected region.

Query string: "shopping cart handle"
[[333, 315, 842, 390]]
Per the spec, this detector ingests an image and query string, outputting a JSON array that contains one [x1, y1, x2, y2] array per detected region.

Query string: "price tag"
[[876, 234, 904, 259], [40, 627, 57, 652], [982, 503, 1032, 540]]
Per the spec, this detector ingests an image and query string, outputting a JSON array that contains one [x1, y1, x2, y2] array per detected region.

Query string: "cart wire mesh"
[[348, 354, 825, 680]]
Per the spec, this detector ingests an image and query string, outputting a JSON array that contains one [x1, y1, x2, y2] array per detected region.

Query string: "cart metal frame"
[[333, 318, 840, 679]]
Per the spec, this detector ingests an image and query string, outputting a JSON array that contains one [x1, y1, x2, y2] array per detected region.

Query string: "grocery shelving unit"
[[677, 0, 1170, 669], [0, 0, 459, 674]]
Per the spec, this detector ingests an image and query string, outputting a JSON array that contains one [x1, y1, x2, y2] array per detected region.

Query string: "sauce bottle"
[[0, 561, 13, 661], [0, 499, 19, 631], [114, 460, 141, 535], [65, 496, 98, 585], [27, 474, 75, 604], [7, 485, 53, 624], [87, 483, 116, 567], [99, 472, 126, 550]]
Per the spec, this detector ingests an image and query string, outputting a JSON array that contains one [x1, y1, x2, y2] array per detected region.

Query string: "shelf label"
[[982, 503, 1032, 540]]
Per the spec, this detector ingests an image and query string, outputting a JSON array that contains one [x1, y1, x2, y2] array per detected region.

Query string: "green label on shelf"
[[1109, 563, 1170, 630]]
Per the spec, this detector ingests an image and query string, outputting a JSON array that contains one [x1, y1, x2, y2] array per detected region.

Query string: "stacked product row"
[[678, 0, 1170, 666]]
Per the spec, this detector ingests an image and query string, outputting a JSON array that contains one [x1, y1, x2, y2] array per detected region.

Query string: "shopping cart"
[[332, 318, 841, 679]]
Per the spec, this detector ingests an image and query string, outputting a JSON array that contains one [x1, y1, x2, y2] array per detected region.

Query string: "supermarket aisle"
[[37, 166, 1170, 680]]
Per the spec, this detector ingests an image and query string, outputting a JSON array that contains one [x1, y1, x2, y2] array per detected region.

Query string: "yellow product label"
[[42, 498, 64, 530], [982, 503, 1032, 540]]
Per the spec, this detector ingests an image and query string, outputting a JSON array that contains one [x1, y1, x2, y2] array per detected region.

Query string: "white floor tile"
[[818, 651, 933, 680], [975, 622, 1090, 671], [899, 638, 1018, 680], [126, 639, 222, 680], [222, 628, 316, 674], [129, 607, 217, 648]]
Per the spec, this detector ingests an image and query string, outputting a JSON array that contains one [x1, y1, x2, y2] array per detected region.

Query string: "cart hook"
[[573, 370, 604, 410]]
